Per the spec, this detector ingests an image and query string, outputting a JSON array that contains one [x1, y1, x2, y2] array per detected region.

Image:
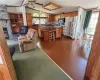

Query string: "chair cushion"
[[23, 40, 32, 43]]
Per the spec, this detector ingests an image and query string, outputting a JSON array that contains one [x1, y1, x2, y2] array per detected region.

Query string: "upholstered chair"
[[18, 28, 38, 52]]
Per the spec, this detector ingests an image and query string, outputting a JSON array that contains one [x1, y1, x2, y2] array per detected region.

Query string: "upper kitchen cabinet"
[[71, 12, 78, 17], [48, 14, 55, 22], [61, 12, 78, 18], [61, 13, 71, 18], [54, 14, 61, 22]]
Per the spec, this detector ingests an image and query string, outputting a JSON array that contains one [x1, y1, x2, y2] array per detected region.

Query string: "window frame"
[[86, 12, 99, 35], [32, 12, 47, 25]]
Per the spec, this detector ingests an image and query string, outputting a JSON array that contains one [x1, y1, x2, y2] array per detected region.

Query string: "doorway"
[[82, 11, 99, 59], [85, 11, 99, 37]]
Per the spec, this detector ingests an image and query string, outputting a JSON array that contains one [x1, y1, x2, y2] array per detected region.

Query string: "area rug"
[[6, 39, 18, 47], [13, 47, 72, 80]]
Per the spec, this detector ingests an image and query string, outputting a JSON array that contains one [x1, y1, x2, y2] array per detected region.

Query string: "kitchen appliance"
[[63, 16, 77, 39], [58, 18, 65, 26]]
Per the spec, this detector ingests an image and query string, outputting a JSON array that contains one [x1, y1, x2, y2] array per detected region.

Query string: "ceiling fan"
[[24, 0, 43, 8]]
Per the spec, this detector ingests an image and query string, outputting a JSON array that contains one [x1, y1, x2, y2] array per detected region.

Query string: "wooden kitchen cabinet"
[[48, 11, 78, 22], [0, 26, 17, 80], [48, 14, 55, 22], [60, 11, 78, 18], [38, 27, 62, 41], [0, 65, 10, 80], [26, 13, 32, 27], [43, 31, 49, 41], [0, 66, 4, 80], [71, 12, 78, 17], [56, 27, 62, 38], [61, 13, 71, 18], [54, 14, 61, 22]]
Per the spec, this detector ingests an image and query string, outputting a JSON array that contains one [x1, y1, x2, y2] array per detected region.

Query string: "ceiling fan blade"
[[29, 0, 36, 2], [35, 3, 43, 6]]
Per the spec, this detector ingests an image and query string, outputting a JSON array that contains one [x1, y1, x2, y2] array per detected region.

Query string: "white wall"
[[75, 7, 86, 39]]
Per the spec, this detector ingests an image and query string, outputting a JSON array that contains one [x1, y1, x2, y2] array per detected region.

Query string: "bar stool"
[[49, 30, 55, 42]]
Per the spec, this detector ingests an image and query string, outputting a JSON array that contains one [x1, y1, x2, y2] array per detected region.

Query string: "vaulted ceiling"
[[1, 0, 100, 14]]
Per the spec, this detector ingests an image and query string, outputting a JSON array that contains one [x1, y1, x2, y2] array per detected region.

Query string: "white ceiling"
[[33, 4, 78, 14], [0, 0, 100, 14], [0, 0, 24, 6], [36, 0, 99, 9]]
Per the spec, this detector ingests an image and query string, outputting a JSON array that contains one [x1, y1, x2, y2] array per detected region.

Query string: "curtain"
[[83, 10, 92, 30]]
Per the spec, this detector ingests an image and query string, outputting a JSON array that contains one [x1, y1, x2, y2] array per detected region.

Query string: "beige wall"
[[26, 7, 48, 16], [7, 7, 22, 13], [26, 8, 39, 14]]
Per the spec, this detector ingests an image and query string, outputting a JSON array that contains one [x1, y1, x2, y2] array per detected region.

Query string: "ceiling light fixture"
[[26, 0, 36, 8], [24, 0, 43, 9], [43, 2, 62, 11]]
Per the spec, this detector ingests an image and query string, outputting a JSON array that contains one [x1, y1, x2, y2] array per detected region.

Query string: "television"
[[58, 18, 65, 26]]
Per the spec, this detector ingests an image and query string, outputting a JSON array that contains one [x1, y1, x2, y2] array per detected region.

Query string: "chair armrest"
[[18, 35, 27, 40], [23, 40, 32, 43]]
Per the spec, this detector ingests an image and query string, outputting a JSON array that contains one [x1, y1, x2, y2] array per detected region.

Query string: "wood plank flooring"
[[37, 37, 91, 80]]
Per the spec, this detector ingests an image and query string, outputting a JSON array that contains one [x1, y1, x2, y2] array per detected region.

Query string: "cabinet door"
[[48, 15, 55, 22], [26, 13, 32, 27], [43, 31, 49, 41], [0, 69, 4, 80], [0, 26, 17, 80], [61, 13, 71, 18], [71, 12, 78, 17], [54, 15, 60, 22], [56, 27, 62, 38], [0, 65, 10, 80]]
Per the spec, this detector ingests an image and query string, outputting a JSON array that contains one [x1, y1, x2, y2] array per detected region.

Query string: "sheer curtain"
[[86, 12, 99, 35]]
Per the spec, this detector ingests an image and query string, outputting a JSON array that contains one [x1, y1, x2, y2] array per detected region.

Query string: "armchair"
[[18, 28, 38, 52]]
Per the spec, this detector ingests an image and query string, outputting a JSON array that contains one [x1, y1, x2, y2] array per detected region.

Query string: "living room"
[[0, 0, 100, 80]]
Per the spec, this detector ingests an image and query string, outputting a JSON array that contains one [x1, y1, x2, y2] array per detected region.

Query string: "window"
[[86, 12, 99, 35], [40, 13, 47, 17], [33, 13, 39, 17], [40, 18, 46, 24], [32, 13, 47, 25]]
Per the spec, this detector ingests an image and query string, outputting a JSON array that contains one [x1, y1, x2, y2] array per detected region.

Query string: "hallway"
[[37, 37, 91, 80]]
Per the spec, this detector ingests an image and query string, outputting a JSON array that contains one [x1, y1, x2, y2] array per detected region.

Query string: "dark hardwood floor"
[[37, 37, 91, 80]]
